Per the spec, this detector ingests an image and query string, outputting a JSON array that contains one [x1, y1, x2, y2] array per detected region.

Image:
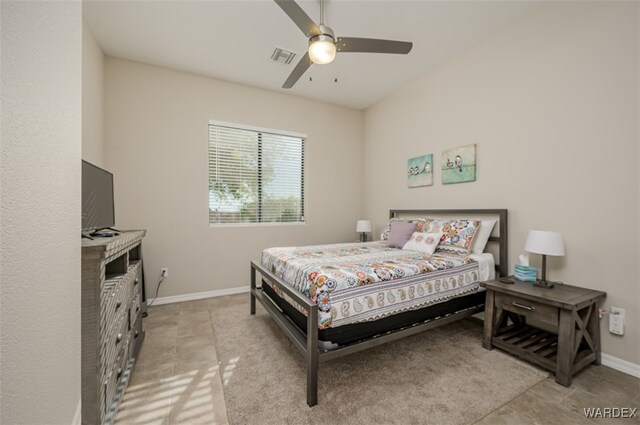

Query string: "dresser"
[[82, 231, 146, 425]]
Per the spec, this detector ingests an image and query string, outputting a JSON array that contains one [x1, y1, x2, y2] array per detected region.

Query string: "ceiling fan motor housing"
[[309, 25, 336, 50], [309, 33, 335, 47], [315, 25, 335, 41]]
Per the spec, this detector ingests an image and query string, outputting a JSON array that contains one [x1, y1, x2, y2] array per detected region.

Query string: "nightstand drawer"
[[495, 292, 559, 327]]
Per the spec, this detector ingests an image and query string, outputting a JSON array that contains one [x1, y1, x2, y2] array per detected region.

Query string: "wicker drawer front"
[[103, 345, 129, 425], [101, 309, 128, 378], [101, 263, 139, 346], [131, 291, 142, 327], [100, 279, 120, 334], [130, 316, 143, 359], [101, 263, 139, 319], [495, 292, 559, 327], [100, 312, 117, 375], [131, 263, 142, 297], [122, 262, 139, 302], [100, 369, 113, 423]]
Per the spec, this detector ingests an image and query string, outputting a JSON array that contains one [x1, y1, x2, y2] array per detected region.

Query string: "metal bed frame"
[[250, 209, 508, 406]]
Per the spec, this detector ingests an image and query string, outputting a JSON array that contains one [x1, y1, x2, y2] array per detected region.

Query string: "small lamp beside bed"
[[356, 220, 372, 242], [524, 230, 565, 289]]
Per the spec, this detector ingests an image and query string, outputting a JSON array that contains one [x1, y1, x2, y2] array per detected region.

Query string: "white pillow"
[[471, 219, 498, 255], [402, 231, 444, 256]]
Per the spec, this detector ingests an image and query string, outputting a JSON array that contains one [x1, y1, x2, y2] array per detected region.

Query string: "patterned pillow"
[[380, 217, 427, 241], [431, 219, 481, 255], [415, 218, 436, 233], [402, 231, 444, 255]]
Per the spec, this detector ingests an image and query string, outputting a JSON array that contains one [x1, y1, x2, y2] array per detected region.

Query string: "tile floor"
[[478, 353, 640, 424], [114, 299, 228, 425], [115, 298, 639, 425]]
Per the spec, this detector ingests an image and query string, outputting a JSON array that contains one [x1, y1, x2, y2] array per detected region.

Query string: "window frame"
[[208, 120, 307, 227]]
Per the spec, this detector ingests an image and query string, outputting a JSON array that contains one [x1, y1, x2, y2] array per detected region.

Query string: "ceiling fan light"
[[308, 36, 336, 65]]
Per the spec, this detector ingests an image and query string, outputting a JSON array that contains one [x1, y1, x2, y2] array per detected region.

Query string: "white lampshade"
[[356, 220, 372, 233], [524, 230, 565, 256]]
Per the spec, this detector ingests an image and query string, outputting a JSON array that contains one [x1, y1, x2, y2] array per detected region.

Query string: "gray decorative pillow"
[[381, 217, 426, 240], [388, 221, 418, 248]]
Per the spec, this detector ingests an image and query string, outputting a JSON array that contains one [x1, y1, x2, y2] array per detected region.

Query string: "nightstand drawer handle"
[[512, 301, 535, 311]]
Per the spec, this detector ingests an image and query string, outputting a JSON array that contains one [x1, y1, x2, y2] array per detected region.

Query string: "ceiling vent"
[[271, 47, 296, 65]]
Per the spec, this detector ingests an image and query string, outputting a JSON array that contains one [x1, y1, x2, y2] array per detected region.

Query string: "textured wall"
[[0, 1, 82, 423], [363, 2, 639, 364], [104, 58, 364, 298], [82, 18, 105, 167]]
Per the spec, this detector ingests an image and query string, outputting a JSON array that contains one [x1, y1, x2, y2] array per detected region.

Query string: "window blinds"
[[208, 124, 305, 225]]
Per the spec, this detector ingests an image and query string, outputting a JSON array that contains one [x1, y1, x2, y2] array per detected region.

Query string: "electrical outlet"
[[161, 268, 169, 278], [609, 307, 624, 335]]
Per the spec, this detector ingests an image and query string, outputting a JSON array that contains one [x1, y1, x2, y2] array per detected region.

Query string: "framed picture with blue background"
[[442, 144, 476, 184], [407, 154, 433, 188]]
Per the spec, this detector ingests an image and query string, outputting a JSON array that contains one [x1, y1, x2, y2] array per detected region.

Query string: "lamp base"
[[360, 233, 368, 243], [533, 254, 554, 288], [533, 280, 555, 289]]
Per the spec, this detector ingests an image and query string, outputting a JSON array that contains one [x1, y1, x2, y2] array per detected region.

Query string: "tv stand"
[[82, 230, 146, 424]]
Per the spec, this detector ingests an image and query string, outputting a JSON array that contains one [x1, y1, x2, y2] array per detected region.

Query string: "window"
[[208, 122, 305, 225]]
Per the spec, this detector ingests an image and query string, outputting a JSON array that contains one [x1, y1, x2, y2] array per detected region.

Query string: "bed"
[[250, 209, 508, 406]]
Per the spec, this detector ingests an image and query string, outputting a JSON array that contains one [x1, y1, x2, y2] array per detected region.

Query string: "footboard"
[[250, 261, 319, 406], [250, 261, 485, 407]]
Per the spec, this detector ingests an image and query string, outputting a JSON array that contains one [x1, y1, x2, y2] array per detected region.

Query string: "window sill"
[[209, 221, 306, 228]]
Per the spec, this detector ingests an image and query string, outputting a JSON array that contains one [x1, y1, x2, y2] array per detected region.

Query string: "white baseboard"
[[601, 353, 640, 378], [71, 398, 81, 425], [149, 286, 250, 306]]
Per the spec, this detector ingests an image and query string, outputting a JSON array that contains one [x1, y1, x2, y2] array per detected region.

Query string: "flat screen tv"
[[82, 160, 115, 231]]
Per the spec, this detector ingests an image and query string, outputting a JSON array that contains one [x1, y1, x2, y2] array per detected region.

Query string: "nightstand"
[[480, 279, 606, 387]]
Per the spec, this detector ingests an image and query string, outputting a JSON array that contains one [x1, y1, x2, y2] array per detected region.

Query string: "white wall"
[[0, 1, 82, 423], [82, 18, 105, 167], [363, 2, 639, 364], [104, 58, 364, 299]]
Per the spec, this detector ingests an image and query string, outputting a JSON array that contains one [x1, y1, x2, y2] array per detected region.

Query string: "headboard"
[[389, 209, 508, 278]]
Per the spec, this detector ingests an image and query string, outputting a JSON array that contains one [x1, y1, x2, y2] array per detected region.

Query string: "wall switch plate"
[[609, 307, 624, 335], [161, 268, 169, 278]]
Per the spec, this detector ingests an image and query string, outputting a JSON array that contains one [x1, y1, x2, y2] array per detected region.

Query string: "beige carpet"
[[209, 294, 548, 425]]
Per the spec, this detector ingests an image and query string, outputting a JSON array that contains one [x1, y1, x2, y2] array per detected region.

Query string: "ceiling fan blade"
[[274, 0, 321, 38], [336, 37, 413, 55], [283, 52, 312, 89]]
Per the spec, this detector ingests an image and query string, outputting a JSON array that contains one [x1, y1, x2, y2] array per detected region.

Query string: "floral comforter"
[[261, 241, 480, 329]]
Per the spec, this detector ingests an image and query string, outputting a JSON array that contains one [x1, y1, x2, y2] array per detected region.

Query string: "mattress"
[[469, 252, 496, 282], [261, 241, 491, 329], [262, 282, 485, 346]]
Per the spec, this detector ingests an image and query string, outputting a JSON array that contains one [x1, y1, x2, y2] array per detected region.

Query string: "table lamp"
[[524, 230, 565, 288], [356, 220, 372, 242]]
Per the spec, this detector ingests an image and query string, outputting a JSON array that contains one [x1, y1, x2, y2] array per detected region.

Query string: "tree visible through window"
[[208, 123, 305, 224]]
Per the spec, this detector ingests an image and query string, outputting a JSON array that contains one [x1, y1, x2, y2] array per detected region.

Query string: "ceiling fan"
[[274, 0, 413, 89]]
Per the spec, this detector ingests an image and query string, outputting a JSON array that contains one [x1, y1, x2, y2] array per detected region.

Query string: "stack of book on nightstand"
[[515, 264, 537, 282]]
